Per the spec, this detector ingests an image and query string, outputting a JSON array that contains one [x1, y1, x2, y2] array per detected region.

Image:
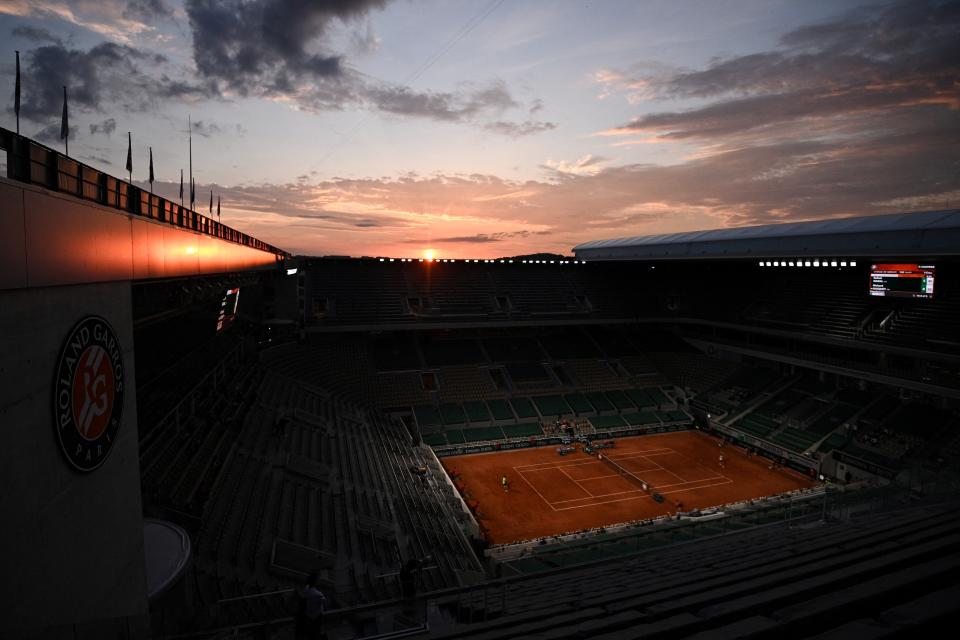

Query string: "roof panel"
[[573, 209, 960, 260]]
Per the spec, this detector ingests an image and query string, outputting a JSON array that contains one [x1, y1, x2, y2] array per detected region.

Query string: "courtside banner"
[[53, 316, 125, 472]]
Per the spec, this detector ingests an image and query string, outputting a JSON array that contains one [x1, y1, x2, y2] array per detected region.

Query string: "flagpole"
[[61, 86, 68, 157], [126, 132, 132, 183], [14, 51, 20, 135], [188, 115, 193, 210]]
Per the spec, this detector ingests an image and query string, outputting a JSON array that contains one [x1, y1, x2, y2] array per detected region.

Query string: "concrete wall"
[[0, 281, 147, 637], [0, 177, 281, 291]]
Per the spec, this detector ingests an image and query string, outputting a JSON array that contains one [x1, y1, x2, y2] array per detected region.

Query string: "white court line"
[[551, 478, 735, 511], [634, 455, 688, 483], [552, 487, 647, 503], [558, 467, 594, 497], [547, 475, 732, 506], [514, 449, 675, 471], [514, 466, 558, 512], [553, 494, 650, 510]]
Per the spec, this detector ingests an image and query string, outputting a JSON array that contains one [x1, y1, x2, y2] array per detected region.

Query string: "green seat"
[[585, 391, 614, 412], [532, 394, 572, 417], [487, 399, 515, 421], [463, 400, 491, 424], [440, 402, 467, 425], [590, 414, 627, 430], [510, 397, 538, 419], [502, 422, 543, 438], [564, 393, 593, 413], [627, 388, 654, 408], [421, 432, 447, 447], [413, 404, 441, 428], [623, 411, 659, 426], [605, 389, 635, 411], [462, 426, 505, 442]]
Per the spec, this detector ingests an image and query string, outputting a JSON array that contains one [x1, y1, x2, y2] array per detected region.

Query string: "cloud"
[[367, 80, 516, 121], [32, 122, 77, 144], [122, 0, 172, 23], [1, 0, 163, 44], [350, 20, 381, 55], [81, 153, 112, 165], [542, 154, 607, 177], [484, 120, 557, 137], [130, 94, 959, 260], [401, 230, 547, 244], [181, 0, 542, 129], [18, 42, 208, 122], [599, 0, 959, 143], [184, 0, 386, 93], [89, 117, 117, 136], [11, 25, 62, 44], [191, 119, 222, 137]]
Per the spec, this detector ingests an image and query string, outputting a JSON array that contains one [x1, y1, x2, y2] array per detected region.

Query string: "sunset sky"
[[1, 0, 957, 258]]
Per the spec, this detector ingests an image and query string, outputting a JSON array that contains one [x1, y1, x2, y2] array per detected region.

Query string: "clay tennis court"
[[442, 430, 817, 544]]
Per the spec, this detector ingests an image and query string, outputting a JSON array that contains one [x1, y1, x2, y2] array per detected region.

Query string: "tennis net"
[[599, 454, 652, 494]]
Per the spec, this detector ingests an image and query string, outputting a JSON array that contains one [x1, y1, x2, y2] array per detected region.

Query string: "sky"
[[1, 0, 958, 258]]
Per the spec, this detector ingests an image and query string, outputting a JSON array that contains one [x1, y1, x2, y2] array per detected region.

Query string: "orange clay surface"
[[441, 430, 817, 545]]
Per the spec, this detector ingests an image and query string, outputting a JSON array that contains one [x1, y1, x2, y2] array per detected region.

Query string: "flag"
[[125, 132, 132, 176], [14, 51, 20, 134], [179, 169, 184, 202], [209, 189, 213, 214], [60, 86, 69, 154], [217, 195, 221, 220], [148, 147, 154, 186], [190, 177, 195, 208]]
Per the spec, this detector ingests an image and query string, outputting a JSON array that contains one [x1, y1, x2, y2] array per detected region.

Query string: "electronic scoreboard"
[[869, 264, 935, 299]]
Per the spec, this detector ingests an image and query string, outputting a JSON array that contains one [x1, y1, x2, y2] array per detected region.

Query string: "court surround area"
[[442, 430, 817, 544]]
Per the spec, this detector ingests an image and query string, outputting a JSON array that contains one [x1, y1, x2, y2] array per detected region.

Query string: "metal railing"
[[0, 127, 288, 258]]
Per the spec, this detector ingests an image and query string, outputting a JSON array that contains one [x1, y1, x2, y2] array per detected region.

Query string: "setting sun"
[[423, 249, 436, 261]]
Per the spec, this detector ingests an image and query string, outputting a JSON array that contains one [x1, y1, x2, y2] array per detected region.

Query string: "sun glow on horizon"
[[423, 248, 437, 260]]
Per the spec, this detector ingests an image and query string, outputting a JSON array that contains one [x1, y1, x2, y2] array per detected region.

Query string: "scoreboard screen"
[[869, 264, 935, 299], [216, 288, 241, 332]]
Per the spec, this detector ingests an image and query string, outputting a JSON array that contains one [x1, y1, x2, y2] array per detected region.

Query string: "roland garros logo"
[[53, 316, 125, 471]]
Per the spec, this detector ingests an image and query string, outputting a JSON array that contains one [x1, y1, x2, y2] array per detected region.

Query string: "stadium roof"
[[572, 209, 960, 261]]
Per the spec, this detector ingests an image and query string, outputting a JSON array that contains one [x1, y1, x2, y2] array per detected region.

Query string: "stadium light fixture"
[[840, 261, 847, 267], [773, 261, 779, 267], [830, 261, 838, 267], [286, 268, 298, 276], [509, 259, 514, 263], [379, 258, 385, 262], [804, 261, 811, 267], [759, 261, 764, 266], [850, 261, 857, 266], [788, 261, 794, 267]]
